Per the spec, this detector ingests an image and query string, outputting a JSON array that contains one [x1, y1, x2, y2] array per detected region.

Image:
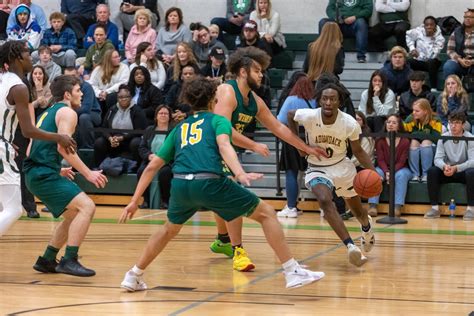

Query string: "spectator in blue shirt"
[[7, 0, 47, 32], [83, 4, 119, 50], [61, 0, 103, 47], [64, 67, 102, 149], [31, 12, 77, 67]]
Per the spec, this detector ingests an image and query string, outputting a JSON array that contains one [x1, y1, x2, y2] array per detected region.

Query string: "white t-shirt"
[[294, 108, 361, 166]]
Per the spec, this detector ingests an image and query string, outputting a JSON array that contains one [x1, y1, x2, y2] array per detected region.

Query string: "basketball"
[[353, 169, 383, 199]]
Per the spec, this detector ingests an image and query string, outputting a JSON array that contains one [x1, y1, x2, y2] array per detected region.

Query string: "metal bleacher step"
[[242, 163, 278, 173]]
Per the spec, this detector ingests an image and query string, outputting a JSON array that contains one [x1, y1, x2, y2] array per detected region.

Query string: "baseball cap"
[[210, 47, 225, 60], [243, 20, 258, 31]]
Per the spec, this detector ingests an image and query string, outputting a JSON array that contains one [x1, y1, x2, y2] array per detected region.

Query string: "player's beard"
[[247, 75, 260, 91]]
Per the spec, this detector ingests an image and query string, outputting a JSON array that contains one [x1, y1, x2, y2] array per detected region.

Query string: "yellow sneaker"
[[232, 247, 255, 272]]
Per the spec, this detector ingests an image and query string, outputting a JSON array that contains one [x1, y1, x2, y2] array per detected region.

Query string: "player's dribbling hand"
[[60, 167, 75, 180], [119, 201, 138, 223], [86, 170, 108, 188], [236, 172, 264, 186], [252, 143, 270, 157], [306, 145, 328, 160], [58, 134, 77, 154]]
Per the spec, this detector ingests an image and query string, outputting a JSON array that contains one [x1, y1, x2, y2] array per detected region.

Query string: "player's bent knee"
[[249, 201, 274, 222], [163, 222, 181, 238]]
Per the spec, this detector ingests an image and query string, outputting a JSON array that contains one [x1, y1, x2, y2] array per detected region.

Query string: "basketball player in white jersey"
[[0, 41, 76, 237], [288, 83, 376, 267]]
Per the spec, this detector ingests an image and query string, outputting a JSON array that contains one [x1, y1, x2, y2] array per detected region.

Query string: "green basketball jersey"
[[157, 111, 232, 175], [23, 103, 67, 173], [228, 80, 258, 133]]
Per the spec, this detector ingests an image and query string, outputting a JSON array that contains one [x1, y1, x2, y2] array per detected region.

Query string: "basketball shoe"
[[121, 270, 148, 292], [277, 205, 298, 218], [233, 247, 255, 272], [285, 267, 325, 289], [33, 256, 58, 273], [361, 215, 375, 252], [55, 256, 95, 277], [347, 243, 368, 267], [209, 239, 234, 258]]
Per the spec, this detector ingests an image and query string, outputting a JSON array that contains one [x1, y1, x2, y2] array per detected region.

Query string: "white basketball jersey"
[[0, 72, 25, 186], [294, 108, 361, 166]]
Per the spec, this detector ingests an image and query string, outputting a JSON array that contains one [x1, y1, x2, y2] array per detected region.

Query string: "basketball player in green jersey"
[[210, 46, 327, 272], [24, 75, 108, 277], [119, 79, 325, 292]]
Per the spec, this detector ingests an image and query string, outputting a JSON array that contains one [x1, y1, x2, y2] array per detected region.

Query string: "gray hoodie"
[[434, 131, 474, 172]]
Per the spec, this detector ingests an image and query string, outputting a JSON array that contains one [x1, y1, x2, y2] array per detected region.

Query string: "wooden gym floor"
[[0, 204, 473, 315]]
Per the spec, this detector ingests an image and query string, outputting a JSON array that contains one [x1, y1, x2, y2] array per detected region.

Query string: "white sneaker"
[[347, 243, 368, 267], [121, 270, 148, 292], [277, 205, 298, 218], [361, 215, 375, 253], [285, 267, 325, 289]]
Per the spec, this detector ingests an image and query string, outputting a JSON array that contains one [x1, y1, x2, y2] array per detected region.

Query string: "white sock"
[[0, 185, 22, 237], [132, 265, 144, 275], [431, 205, 439, 211], [282, 258, 299, 273]]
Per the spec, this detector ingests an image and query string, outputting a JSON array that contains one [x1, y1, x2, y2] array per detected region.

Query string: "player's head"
[[315, 83, 344, 119], [182, 78, 218, 112], [227, 47, 270, 90], [50, 75, 82, 109], [0, 40, 32, 74]]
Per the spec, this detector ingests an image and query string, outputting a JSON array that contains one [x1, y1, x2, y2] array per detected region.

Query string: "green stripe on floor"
[[19, 216, 474, 236]]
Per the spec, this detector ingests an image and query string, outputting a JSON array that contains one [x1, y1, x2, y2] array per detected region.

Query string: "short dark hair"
[[118, 84, 131, 94], [165, 7, 183, 31], [448, 111, 467, 123], [182, 78, 217, 111], [423, 15, 437, 24], [409, 71, 426, 82], [50, 75, 80, 103], [227, 46, 271, 75], [38, 45, 52, 55], [314, 82, 344, 104]]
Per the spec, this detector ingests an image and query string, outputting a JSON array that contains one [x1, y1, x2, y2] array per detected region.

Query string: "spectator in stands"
[[63, 67, 102, 149], [28, 64, 50, 116], [7, 4, 41, 50], [319, 0, 372, 63], [210, 0, 254, 42], [61, 0, 102, 47], [276, 75, 316, 218], [163, 42, 199, 93], [34, 45, 61, 82], [130, 41, 166, 90], [399, 71, 437, 120], [124, 8, 157, 64], [380, 45, 413, 96], [84, 4, 119, 50], [94, 84, 146, 168], [7, 0, 46, 32], [436, 74, 471, 132], [165, 64, 197, 110], [128, 65, 164, 126], [406, 16, 445, 89], [137, 105, 173, 209], [404, 98, 442, 182], [237, 20, 272, 58], [119, 0, 159, 42], [443, 8, 474, 79], [89, 49, 130, 114], [369, 0, 410, 50], [367, 114, 411, 217], [79, 25, 115, 78], [201, 46, 227, 83], [32, 12, 77, 68], [155, 7, 192, 65], [303, 22, 344, 83], [424, 111, 474, 220], [191, 23, 228, 68], [250, 0, 286, 55], [351, 111, 375, 170], [0, 0, 20, 40], [208, 23, 220, 41], [358, 70, 397, 132]]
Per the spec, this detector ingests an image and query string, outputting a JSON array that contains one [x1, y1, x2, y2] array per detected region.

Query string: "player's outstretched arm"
[[119, 155, 165, 223], [217, 134, 263, 186], [56, 107, 107, 188], [350, 139, 376, 171], [12, 85, 77, 154]]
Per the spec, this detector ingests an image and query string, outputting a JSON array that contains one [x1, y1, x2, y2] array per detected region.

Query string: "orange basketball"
[[353, 169, 383, 199]]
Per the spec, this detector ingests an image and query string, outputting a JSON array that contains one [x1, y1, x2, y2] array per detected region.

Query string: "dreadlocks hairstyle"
[[0, 40, 28, 70], [182, 79, 218, 111], [227, 46, 271, 75], [50, 75, 80, 104]]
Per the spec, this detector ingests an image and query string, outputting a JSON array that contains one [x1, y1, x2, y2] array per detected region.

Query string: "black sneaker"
[[27, 210, 40, 218], [55, 257, 96, 277], [33, 256, 58, 273]]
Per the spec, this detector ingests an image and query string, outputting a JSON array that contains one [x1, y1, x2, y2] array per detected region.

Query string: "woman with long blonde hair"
[[436, 74, 470, 131], [404, 98, 442, 182], [303, 21, 344, 82], [249, 0, 286, 54]]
